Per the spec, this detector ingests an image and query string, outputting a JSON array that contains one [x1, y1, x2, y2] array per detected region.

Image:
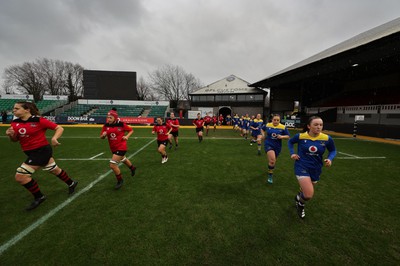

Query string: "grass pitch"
[[0, 126, 399, 265]]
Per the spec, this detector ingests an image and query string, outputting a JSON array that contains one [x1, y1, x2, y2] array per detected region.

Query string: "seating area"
[[0, 98, 25, 112], [90, 105, 145, 117], [0, 98, 67, 114], [147, 106, 167, 117], [35, 99, 68, 114], [60, 104, 94, 116]]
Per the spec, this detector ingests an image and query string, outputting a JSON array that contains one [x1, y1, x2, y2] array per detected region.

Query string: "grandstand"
[[0, 95, 68, 116], [147, 105, 168, 117], [249, 17, 400, 139]]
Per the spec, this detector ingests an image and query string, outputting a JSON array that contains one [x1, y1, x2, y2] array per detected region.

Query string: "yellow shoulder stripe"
[[299, 132, 329, 141]]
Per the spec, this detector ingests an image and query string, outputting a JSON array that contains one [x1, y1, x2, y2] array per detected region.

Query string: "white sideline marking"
[[336, 157, 386, 159], [338, 151, 358, 158], [0, 138, 156, 256], [58, 158, 109, 161], [89, 152, 104, 159], [337, 151, 386, 160]]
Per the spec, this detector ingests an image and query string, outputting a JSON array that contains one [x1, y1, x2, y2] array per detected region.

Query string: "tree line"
[[2, 58, 203, 104]]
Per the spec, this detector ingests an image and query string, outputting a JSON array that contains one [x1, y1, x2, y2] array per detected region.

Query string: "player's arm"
[[100, 127, 107, 139], [5, 127, 18, 142], [288, 134, 300, 160], [277, 134, 290, 139], [122, 125, 133, 140], [123, 130, 133, 140], [325, 137, 337, 166], [51, 125, 64, 147]]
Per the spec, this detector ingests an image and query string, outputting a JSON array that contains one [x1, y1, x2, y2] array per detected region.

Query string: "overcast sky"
[[0, 0, 399, 91]]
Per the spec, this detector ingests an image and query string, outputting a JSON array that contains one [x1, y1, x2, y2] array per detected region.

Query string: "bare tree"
[[148, 64, 203, 105], [2, 58, 84, 102], [3, 62, 45, 101], [137, 76, 154, 100], [38, 58, 66, 95], [63, 62, 84, 102]]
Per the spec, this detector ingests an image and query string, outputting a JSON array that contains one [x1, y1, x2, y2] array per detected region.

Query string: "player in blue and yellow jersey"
[[288, 116, 337, 219], [261, 114, 290, 183], [232, 114, 240, 131], [250, 114, 265, 155], [241, 114, 251, 140]]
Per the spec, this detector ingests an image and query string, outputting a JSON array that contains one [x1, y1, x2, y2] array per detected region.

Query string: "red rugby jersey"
[[11, 116, 58, 151], [101, 121, 132, 152], [193, 118, 204, 128], [166, 118, 179, 132], [204, 116, 212, 124], [152, 123, 171, 141]]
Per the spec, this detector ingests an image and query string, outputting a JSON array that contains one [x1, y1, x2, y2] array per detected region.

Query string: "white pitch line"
[[0, 138, 156, 256], [89, 152, 104, 159], [58, 158, 110, 161], [336, 157, 386, 159], [338, 151, 358, 158]]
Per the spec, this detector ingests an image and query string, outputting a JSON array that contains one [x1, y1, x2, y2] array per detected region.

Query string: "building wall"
[[232, 107, 263, 116], [337, 114, 400, 125]]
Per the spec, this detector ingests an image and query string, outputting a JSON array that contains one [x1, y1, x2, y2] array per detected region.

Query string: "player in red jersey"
[[166, 112, 180, 150], [5, 102, 78, 211], [212, 115, 218, 132], [193, 113, 205, 142], [100, 109, 136, 189], [218, 114, 224, 126], [152, 117, 172, 163], [203, 113, 212, 136]]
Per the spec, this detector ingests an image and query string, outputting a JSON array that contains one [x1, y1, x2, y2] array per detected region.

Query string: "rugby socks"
[[116, 173, 123, 181], [23, 179, 44, 199], [268, 165, 274, 176], [57, 169, 73, 186], [296, 192, 307, 205], [257, 143, 261, 152]]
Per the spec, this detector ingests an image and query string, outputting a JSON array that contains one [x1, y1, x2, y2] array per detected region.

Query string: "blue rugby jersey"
[[262, 123, 290, 149], [288, 132, 337, 171], [250, 119, 264, 136]]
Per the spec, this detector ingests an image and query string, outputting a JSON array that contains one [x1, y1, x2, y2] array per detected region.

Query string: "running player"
[[100, 109, 136, 189], [250, 114, 264, 155], [288, 116, 337, 219], [218, 114, 224, 126], [152, 117, 172, 163], [5, 101, 78, 210], [232, 113, 240, 131], [225, 114, 232, 126], [166, 112, 180, 150], [261, 114, 290, 183], [193, 113, 205, 142], [212, 115, 218, 132], [242, 114, 251, 139], [203, 113, 212, 136]]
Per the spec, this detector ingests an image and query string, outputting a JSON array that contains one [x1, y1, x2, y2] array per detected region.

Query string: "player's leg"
[[174, 134, 179, 149], [295, 176, 314, 219], [15, 163, 46, 210], [110, 154, 124, 189], [121, 156, 136, 176], [266, 150, 276, 183], [46, 158, 78, 194], [158, 142, 168, 163]]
